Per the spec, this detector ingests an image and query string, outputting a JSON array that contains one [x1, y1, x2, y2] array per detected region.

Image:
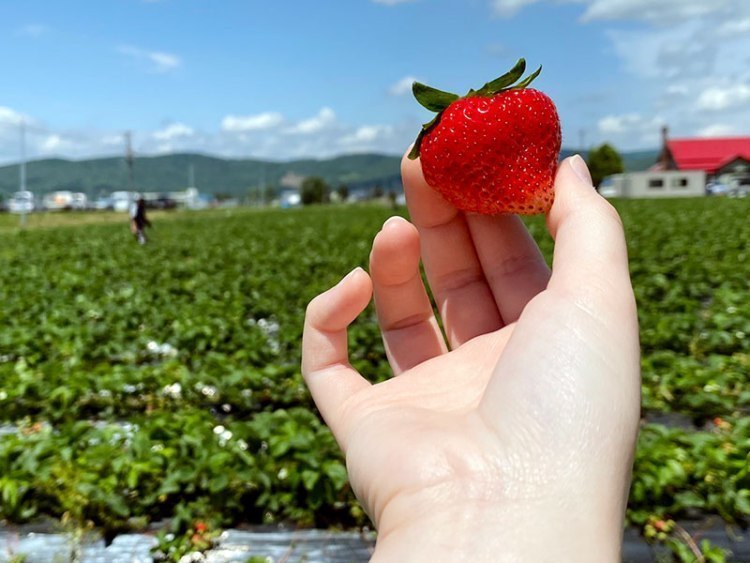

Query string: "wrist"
[[371, 488, 624, 562]]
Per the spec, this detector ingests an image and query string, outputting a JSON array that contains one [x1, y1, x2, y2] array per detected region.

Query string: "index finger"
[[402, 152, 503, 346]]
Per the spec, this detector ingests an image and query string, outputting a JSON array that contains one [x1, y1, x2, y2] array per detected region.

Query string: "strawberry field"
[[0, 197, 749, 560]]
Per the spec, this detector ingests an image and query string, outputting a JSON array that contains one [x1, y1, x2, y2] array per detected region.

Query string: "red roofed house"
[[655, 127, 750, 194], [602, 127, 750, 199]]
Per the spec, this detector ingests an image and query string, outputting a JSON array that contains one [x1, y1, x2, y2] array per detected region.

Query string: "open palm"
[[302, 154, 640, 561]]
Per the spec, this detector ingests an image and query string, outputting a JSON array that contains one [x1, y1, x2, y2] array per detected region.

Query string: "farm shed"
[[601, 170, 706, 199]]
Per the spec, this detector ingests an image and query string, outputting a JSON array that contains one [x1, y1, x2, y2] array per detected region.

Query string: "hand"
[[301, 154, 640, 562]]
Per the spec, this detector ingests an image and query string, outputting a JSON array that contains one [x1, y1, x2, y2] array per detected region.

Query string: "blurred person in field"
[[129, 196, 151, 245]]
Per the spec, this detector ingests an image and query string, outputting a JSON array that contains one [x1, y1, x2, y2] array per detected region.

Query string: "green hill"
[[0, 149, 659, 199], [0, 153, 404, 199]]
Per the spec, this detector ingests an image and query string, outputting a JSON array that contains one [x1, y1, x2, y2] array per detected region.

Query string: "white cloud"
[[0, 103, 417, 166], [0, 107, 27, 126], [118, 45, 182, 73], [153, 122, 195, 141], [717, 17, 750, 37], [697, 124, 737, 138], [578, 0, 733, 23], [101, 134, 125, 147], [599, 113, 643, 134], [371, 0, 417, 5], [664, 85, 689, 97], [389, 76, 418, 96], [148, 52, 181, 73], [339, 125, 391, 146], [597, 113, 665, 146], [17, 24, 49, 38], [607, 23, 716, 80], [492, 0, 739, 23], [559, 0, 750, 149], [40, 134, 69, 151], [491, 0, 540, 18], [221, 112, 284, 132], [285, 107, 336, 135], [696, 84, 750, 112]]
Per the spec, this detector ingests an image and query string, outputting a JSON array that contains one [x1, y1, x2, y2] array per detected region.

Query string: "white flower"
[[146, 340, 178, 358], [248, 317, 281, 353], [159, 343, 178, 357], [178, 552, 205, 563], [162, 382, 182, 399], [0, 391, 7, 401], [213, 425, 225, 435], [237, 439, 248, 451], [277, 467, 288, 480]]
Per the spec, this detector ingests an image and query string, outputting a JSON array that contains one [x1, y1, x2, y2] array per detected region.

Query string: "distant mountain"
[[0, 149, 659, 199], [0, 153, 404, 199]]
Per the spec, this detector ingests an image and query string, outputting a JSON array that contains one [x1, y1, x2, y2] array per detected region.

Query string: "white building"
[[8, 190, 35, 214], [110, 191, 139, 212], [42, 191, 88, 210], [600, 170, 706, 199]]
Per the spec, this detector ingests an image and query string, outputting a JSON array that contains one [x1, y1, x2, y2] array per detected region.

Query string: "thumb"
[[546, 155, 632, 304]]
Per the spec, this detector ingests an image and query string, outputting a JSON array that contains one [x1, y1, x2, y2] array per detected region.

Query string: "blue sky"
[[1, 0, 749, 164]]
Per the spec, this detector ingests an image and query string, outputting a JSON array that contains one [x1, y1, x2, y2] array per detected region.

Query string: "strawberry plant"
[[0, 196, 748, 561]]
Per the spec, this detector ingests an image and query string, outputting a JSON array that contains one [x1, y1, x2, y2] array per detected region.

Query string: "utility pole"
[[19, 120, 28, 228], [19, 120, 27, 191], [125, 131, 135, 192]]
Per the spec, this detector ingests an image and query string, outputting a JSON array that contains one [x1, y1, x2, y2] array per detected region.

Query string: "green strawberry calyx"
[[407, 58, 542, 160]]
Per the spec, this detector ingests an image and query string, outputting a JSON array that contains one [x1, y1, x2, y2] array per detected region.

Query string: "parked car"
[[8, 190, 35, 214]]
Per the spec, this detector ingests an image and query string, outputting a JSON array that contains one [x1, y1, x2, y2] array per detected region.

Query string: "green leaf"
[[408, 114, 441, 160], [513, 65, 542, 90], [475, 58, 526, 95], [412, 82, 459, 112], [301, 470, 319, 491], [323, 461, 348, 490], [736, 490, 750, 515], [208, 473, 229, 493]]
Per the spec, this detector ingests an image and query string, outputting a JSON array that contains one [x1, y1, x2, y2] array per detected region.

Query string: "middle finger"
[[402, 153, 503, 348]]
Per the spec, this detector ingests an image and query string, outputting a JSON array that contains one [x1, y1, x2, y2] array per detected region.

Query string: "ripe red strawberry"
[[408, 59, 562, 215]]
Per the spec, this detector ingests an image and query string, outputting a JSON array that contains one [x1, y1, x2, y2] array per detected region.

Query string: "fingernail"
[[570, 154, 593, 186], [383, 215, 406, 229], [339, 267, 362, 285]]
